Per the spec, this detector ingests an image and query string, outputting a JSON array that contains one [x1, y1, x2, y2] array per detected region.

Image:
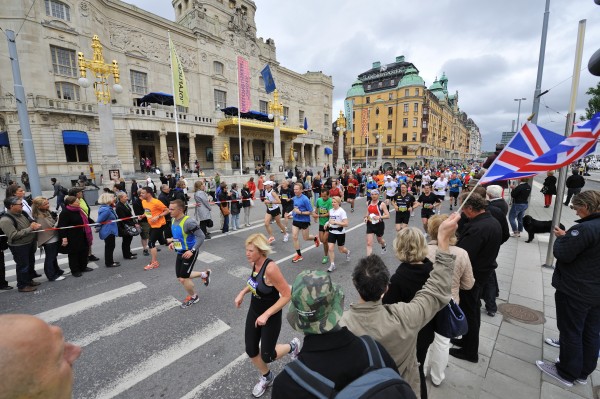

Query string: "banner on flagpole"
[[345, 99, 354, 131], [169, 37, 189, 107], [260, 64, 276, 94], [237, 56, 251, 113], [361, 108, 369, 137]]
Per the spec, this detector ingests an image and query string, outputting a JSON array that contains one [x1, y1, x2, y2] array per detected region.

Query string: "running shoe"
[[321, 256, 328, 264], [252, 371, 274, 397], [327, 263, 336, 272], [202, 270, 211, 286], [314, 237, 320, 247], [268, 236, 275, 244], [292, 254, 303, 263], [283, 233, 289, 242], [289, 337, 302, 360], [535, 360, 573, 387], [143, 261, 159, 271], [351, 208, 354, 212], [143, 249, 150, 256], [381, 246, 387, 254], [544, 338, 560, 348], [180, 294, 200, 308], [346, 249, 351, 261]]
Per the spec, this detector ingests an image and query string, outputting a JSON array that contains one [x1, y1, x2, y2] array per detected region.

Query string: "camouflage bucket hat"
[[287, 270, 344, 335]]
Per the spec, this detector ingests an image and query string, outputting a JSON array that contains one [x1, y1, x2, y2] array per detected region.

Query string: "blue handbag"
[[435, 298, 468, 338]]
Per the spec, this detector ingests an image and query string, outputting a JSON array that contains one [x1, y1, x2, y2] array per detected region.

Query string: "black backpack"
[[0, 212, 17, 251], [284, 336, 416, 399]]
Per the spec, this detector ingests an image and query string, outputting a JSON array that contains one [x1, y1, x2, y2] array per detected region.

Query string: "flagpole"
[[168, 31, 183, 178], [543, 19, 586, 268], [236, 61, 243, 176]]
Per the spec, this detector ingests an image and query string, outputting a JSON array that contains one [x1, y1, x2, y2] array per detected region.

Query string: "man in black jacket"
[[564, 169, 585, 206], [451, 193, 502, 363], [508, 178, 532, 237]]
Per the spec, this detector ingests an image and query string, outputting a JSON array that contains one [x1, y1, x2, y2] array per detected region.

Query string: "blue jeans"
[[42, 241, 62, 280], [222, 214, 229, 233], [230, 213, 240, 230], [509, 203, 528, 232], [555, 291, 600, 381], [313, 191, 320, 205], [9, 242, 36, 289]]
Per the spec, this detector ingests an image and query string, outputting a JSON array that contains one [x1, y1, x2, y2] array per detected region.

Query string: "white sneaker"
[[289, 337, 302, 360], [345, 250, 351, 261], [252, 372, 274, 397], [53, 276, 66, 281], [327, 263, 336, 272], [381, 246, 387, 254], [283, 233, 289, 242]]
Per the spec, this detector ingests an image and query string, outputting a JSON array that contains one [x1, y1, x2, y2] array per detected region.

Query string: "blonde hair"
[[98, 193, 116, 205], [331, 196, 342, 206], [572, 190, 600, 213], [393, 227, 428, 263], [245, 233, 273, 256], [194, 180, 204, 191], [31, 196, 49, 219], [427, 214, 457, 245]]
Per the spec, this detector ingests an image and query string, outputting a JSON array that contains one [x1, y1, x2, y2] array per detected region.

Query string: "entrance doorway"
[[139, 146, 156, 172]]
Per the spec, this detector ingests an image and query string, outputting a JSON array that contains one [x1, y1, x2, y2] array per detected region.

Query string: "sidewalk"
[[429, 180, 598, 399]]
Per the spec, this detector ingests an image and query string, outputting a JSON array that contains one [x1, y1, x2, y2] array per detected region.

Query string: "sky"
[[126, 0, 600, 151]]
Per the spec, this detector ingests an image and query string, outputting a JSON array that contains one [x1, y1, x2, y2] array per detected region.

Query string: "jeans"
[[555, 290, 600, 382], [509, 203, 528, 233], [42, 241, 62, 280], [9, 242, 36, 289], [222, 215, 229, 233], [104, 234, 115, 266], [482, 271, 499, 313], [243, 207, 251, 226], [230, 213, 240, 230], [313, 191, 320, 205]]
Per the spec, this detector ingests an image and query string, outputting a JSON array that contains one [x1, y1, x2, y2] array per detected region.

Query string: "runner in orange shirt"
[[140, 187, 169, 270]]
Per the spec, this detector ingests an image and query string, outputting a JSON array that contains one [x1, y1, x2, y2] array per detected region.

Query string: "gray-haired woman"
[[194, 180, 212, 239]]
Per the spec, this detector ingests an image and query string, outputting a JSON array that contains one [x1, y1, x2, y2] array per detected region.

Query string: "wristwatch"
[[190, 248, 196, 253]]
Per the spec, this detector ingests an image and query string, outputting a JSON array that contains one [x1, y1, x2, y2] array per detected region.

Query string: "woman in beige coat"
[[424, 214, 474, 386]]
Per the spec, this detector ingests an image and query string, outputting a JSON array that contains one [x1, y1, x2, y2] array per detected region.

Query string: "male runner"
[[432, 174, 448, 214], [167, 199, 211, 308], [313, 188, 332, 264], [263, 181, 287, 243], [346, 174, 359, 212], [140, 187, 169, 270], [448, 172, 462, 210], [286, 182, 319, 263], [278, 179, 294, 239], [413, 183, 441, 235], [383, 175, 398, 207], [393, 183, 415, 232]]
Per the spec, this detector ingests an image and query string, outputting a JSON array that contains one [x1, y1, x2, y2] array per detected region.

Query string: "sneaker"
[[381, 246, 387, 254], [545, 338, 560, 348], [144, 261, 159, 271], [346, 249, 351, 261], [536, 360, 573, 387], [327, 263, 336, 272], [576, 377, 588, 385], [180, 294, 200, 308], [51, 276, 66, 281], [314, 237, 320, 247], [289, 337, 302, 360], [18, 285, 37, 293], [292, 254, 303, 263], [351, 208, 355, 213], [88, 255, 100, 261], [252, 372, 274, 397], [202, 270, 211, 287], [450, 205, 453, 211], [511, 232, 520, 238], [268, 236, 275, 244], [283, 233, 289, 242], [321, 256, 328, 264], [143, 249, 150, 256]]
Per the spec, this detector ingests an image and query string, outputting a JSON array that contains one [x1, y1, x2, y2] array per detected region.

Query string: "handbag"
[[221, 204, 230, 216], [541, 186, 549, 194], [435, 298, 468, 338], [205, 219, 214, 228], [123, 223, 140, 236]]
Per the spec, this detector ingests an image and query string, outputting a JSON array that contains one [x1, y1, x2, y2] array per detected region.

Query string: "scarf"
[[66, 205, 93, 246]]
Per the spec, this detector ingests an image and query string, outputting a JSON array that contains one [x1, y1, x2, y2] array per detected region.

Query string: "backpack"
[[0, 212, 17, 251], [284, 336, 416, 399], [60, 185, 68, 195]]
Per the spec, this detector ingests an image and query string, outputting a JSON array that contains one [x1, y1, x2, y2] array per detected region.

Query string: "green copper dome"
[[346, 80, 365, 97], [397, 66, 425, 88]]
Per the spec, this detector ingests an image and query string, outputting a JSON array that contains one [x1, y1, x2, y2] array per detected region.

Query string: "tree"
[[582, 82, 600, 120]]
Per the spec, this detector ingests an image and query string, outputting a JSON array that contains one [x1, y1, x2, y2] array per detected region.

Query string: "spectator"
[[218, 184, 230, 234], [131, 190, 151, 256], [241, 183, 252, 227], [193, 181, 212, 239], [508, 178, 532, 238], [20, 171, 30, 192], [130, 179, 138, 200], [564, 169, 585, 206], [115, 191, 138, 260], [57, 196, 93, 277], [542, 171, 557, 208], [230, 183, 241, 231], [247, 176, 257, 200], [0, 196, 42, 292], [31, 197, 65, 282], [49, 178, 67, 211], [6, 184, 32, 219], [68, 188, 99, 262]]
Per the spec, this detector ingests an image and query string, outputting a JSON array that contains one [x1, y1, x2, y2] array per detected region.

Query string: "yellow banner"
[[169, 37, 189, 107]]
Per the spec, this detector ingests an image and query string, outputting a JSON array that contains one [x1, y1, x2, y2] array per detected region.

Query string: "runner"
[[363, 189, 389, 255], [286, 182, 319, 263], [412, 170, 423, 197], [324, 196, 350, 272], [383, 175, 398, 207], [278, 180, 294, 239], [140, 187, 169, 270], [167, 199, 211, 308], [346, 174, 358, 212], [263, 181, 287, 244], [328, 178, 343, 199], [448, 172, 462, 211], [365, 175, 378, 202], [432, 173, 448, 214], [393, 183, 416, 232], [313, 188, 332, 265], [413, 183, 441, 235]]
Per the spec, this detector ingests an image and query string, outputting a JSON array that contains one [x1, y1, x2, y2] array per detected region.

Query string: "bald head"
[[0, 315, 81, 399]]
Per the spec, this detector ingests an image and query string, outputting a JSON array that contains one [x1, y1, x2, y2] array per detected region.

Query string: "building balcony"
[[114, 105, 215, 125], [0, 95, 97, 115]]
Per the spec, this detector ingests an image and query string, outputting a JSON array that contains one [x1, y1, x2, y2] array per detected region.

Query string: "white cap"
[[264, 180, 274, 186]]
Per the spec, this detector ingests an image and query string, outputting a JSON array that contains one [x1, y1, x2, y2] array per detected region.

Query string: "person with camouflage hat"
[[234, 233, 300, 398], [271, 270, 401, 398]]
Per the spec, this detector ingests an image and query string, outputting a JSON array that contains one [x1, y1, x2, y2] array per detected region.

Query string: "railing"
[[0, 95, 97, 113], [112, 106, 215, 125]]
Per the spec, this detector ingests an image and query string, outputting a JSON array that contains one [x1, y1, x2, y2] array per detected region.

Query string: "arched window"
[[45, 0, 70, 21]]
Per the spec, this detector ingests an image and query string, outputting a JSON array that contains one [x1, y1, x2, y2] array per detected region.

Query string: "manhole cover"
[[498, 303, 546, 325]]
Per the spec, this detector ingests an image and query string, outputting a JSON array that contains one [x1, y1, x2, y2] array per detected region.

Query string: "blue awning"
[[324, 147, 333, 155], [62, 130, 89, 145], [0, 131, 9, 147]]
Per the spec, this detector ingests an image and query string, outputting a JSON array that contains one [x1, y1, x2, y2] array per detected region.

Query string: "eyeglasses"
[[11, 202, 23, 206]]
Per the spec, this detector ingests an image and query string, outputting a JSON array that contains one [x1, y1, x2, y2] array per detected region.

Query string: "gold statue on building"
[[221, 143, 230, 160], [289, 145, 295, 162]]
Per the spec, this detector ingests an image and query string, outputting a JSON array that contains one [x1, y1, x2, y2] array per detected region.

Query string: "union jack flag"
[[480, 122, 564, 184]]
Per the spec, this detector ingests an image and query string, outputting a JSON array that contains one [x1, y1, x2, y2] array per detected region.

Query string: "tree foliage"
[[582, 81, 600, 120]]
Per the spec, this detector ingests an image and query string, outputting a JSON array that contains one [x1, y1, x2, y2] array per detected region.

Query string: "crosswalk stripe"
[[180, 353, 247, 399], [5, 257, 70, 278], [86, 320, 231, 399], [197, 251, 223, 263], [35, 282, 146, 323], [71, 296, 181, 347]]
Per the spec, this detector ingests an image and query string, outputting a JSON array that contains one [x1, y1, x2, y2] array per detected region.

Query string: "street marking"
[[197, 251, 223, 263], [5, 257, 69, 277], [71, 296, 181, 347], [35, 282, 146, 323], [86, 320, 231, 399], [0, 263, 97, 294], [180, 353, 247, 399], [229, 266, 250, 279]]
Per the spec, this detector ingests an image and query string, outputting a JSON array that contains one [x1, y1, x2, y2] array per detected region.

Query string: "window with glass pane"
[[214, 89, 227, 108], [45, 0, 70, 21], [403, 118, 408, 128], [387, 134, 392, 143], [55, 82, 80, 101], [299, 110, 304, 124], [404, 89, 410, 97], [404, 103, 409, 112], [324, 114, 329, 126], [64, 145, 89, 162], [415, 88, 420, 96], [283, 106, 289, 119], [375, 123, 379, 130], [50, 46, 77, 77], [388, 107, 393, 116], [402, 147, 408, 155], [414, 103, 419, 112], [213, 61, 224, 75], [366, 97, 370, 104], [259, 76, 264, 89], [383, 148, 391, 156], [130, 70, 148, 94], [412, 133, 417, 141], [413, 118, 418, 127], [259, 100, 268, 114], [387, 120, 392, 130]]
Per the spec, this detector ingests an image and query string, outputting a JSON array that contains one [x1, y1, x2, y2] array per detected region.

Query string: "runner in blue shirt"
[[286, 182, 320, 263], [448, 172, 462, 210]]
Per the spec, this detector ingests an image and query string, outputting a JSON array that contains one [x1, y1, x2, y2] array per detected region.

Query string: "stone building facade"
[[0, 0, 333, 187]]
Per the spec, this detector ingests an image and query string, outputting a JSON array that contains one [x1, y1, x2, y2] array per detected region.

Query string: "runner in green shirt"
[[312, 188, 333, 264]]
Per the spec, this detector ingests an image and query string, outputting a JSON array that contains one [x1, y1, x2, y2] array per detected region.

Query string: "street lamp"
[[78, 34, 123, 178], [514, 97, 526, 131], [335, 110, 346, 168], [267, 89, 284, 171]]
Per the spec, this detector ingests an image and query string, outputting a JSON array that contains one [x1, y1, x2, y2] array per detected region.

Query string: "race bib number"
[[318, 208, 329, 217], [172, 239, 183, 250], [281, 194, 288, 199], [246, 276, 259, 297], [399, 206, 408, 212], [144, 208, 152, 218], [424, 203, 433, 209], [452, 184, 458, 188]]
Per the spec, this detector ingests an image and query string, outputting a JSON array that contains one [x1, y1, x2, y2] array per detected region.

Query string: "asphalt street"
[[1, 172, 599, 399]]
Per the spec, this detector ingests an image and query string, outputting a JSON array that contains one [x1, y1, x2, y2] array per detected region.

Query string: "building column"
[[245, 139, 255, 170], [188, 131, 197, 167], [300, 143, 306, 168], [159, 129, 170, 173], [337, 132, 344, 168], [377, 135, 383, 167]]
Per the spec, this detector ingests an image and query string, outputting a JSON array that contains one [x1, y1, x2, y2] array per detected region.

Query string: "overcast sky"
[[127, 0, 600, 151]]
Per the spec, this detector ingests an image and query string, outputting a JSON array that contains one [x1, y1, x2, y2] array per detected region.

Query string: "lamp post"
[[335, 110, 346, 169], [268, 89, 284, 173], [514, 97, 526, 131], [77, 35, 124, 179]]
